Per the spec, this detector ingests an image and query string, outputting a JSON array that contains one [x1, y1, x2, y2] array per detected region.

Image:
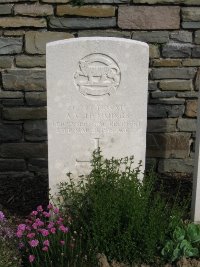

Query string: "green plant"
[[58, 149, 187, 266], [162, 222, 200, 262]]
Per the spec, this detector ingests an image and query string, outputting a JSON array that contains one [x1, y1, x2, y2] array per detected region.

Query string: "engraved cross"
[[76, 138, 100, 163]]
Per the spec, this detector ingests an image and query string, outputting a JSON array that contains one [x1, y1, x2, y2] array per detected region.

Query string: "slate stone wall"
[[0, 0, 199, 213]]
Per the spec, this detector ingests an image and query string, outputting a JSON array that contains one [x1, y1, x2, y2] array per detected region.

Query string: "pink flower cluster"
[[16, 204, 69, 264]]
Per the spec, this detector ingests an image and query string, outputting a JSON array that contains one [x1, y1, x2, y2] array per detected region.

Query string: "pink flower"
[[53, 207, 59, 214], [31, 211, 38, 216], [43, 211, 51, 218], [59, 225, 69, 233], [57, 218, 64, 225], [47, 203, 53, 210], [0, 211, 5, 221], [41, 229, 49, 237], [29, 255, 35, 263], [50, 227, 56, 234], [29, 239, 39, 247], [42, 246, 49, 252], [47, 222, 54, 229], [60, 240, 65, 245], [18, 224, 26, 231], [43, 240, 50, 246], [35, 218, 44, 227], [19, 242, 24, 249], [27, 233, 35, 239], [32, 223, 38, 230], [37, 205, 43, 212], [16, 230, 23, 238], [26, 226, 31, 231]]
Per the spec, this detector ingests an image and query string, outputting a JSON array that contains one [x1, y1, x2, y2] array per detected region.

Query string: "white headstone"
[[47, 37, 149, 195], [192, 89, 200, 223]]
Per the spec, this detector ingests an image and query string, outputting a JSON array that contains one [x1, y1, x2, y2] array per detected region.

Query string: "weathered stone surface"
[[162, 42, 192, 58], [49, 17, 116, 29], [147, 133, 190, 158], [24, 120, 47, 141], [78, 30, 130, 38], [182, 22, 200, 29], [177, 92, 198, 98], [28, 158, 48, 173], [147, 104, 185, 118], [148, 81, 159, 91], [42, 0, 127, 1], [182, 59, 200, 66], [56, 5, 115, 17], [2, 99, 24, 106], [170, 31, 192, 43], [0, 17, 46, 28], [3, 107, 47, 120], [133, 0, 179, 3], [0, 89, 23, 99], [2, 69, 46, 91], [159, 80, 193, 91], [0, 143, 47, 158], [195, 68, 200, 91], [152, 59, 182, 67], [192, 46, 200, 57], [14, 3, 53, 16], [151, 68, 196, 79], [149, 44, 160, 58], [151, 91, 176, 98], [150, 97, 185, 105], [16, 55, 46, 68], [0, 56, 13, 68], [0, 4, 13, 14], [0, 0, 36, 2], [3, 30, 25, 36], [182, 8, 200, 22], [185, 100, 198, 117], [84, 0, 129, 3], [195, 31, 200, 44], [147, 118, 177, 132], [158, 159, 194, 173], [177, 118, 196, 132], [133, 0, 200, 3], [0, 159, 26, 172], [25, 92, 46, 106], [118, 6, 180, 30], [0, 123, 22, 141], [25, 31, 73, 54], [0, 37, 22, 54], [41, 0, 69, 2], [131, 31, 169, 43], [181, 0, 200, 5]]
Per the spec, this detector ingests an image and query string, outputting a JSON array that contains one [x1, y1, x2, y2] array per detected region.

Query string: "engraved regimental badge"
[[74, 53, 121, 98]]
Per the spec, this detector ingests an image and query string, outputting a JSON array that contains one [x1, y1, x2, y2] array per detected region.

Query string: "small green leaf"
[[187, 224, 200, 243], [173, 227, 185, 242]]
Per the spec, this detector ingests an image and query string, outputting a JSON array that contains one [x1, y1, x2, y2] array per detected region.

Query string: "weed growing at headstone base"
[[57, 148, 189, 266]]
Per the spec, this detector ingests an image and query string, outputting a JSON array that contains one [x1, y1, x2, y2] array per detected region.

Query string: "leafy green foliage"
[[162, 223, 200, 262], [58, 149, 187, 265]]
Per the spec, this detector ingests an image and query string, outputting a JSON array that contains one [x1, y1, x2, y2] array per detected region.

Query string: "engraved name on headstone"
[[47, 37, 149, 195]]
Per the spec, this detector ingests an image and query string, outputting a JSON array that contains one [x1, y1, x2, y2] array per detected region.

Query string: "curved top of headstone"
[[46, 37, 149, 48]]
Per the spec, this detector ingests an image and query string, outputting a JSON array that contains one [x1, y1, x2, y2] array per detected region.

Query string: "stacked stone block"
[[0, 0, 199, 212]]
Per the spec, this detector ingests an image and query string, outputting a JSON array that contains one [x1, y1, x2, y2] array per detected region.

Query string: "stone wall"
[[0, 0, 199, 213]]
